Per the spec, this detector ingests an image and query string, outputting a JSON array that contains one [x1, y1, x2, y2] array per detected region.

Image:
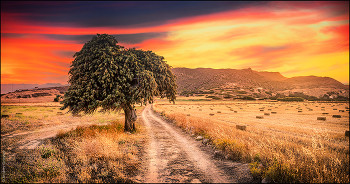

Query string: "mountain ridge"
[[171, 67, 348, 97]]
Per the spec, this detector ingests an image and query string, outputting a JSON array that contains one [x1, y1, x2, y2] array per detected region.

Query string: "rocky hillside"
[[1, 86, 69, 103]]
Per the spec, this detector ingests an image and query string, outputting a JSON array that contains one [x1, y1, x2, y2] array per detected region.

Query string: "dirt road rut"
[[141, 105, 254, 183]]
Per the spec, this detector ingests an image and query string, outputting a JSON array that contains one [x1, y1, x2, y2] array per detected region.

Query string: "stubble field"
[[153, 97, 349, 183]]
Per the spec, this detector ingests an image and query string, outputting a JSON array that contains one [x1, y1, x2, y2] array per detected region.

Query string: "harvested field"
[[153, 98, 349, 183]]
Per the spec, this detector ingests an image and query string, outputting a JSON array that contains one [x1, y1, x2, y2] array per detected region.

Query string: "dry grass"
[[1, 104, 146, 183], [153, 99, 349, 183], [2, 120, 146, 183]]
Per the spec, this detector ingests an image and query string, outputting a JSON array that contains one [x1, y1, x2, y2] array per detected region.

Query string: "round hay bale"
[[256, 116, 264, 119], [317, 117, 326, 121], [236, 125, 246, 131], [332, 115, 341, 118], [209, 113, 214, 116], [264, 113, 270, 116], [322, 113, 329, 115], [271, 112, 277, 114]]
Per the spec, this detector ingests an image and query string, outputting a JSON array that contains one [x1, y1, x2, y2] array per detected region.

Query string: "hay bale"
[[256, 116, 264, 119], [187, 114, 190, 116], [339, 110, 345, 112], [15, 113, 23, 115], [1, 115, 9, 118], [260, 110, 264, 112], [271, 112, 277, 114], [333, 109, 337, 110], [236, 125, 246, 131], [209, 113, 214, 116], [234, 111, 238, 113], [346, 131, 349, 137], [217, 111, 221, 113], [264, 113, 270, 116], [332, 115, 341, 118], [298, 111, 302, 112], [317, 117, 326, 121], [308, 109, 313, 111], [322, 113, 329, 114]]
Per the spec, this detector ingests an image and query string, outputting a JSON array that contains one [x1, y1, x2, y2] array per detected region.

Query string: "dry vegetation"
[[153, 97, 349, 183], [1, 105, 146, 183]]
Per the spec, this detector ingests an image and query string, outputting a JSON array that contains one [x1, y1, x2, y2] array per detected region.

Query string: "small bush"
[[53, 95, 61, 102], [41, 147, 56, 159]]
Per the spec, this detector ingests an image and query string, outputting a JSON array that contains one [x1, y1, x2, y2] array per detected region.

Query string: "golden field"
[[153, 97, 349, 183]]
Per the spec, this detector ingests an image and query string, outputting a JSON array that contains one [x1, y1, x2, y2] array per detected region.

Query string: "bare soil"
[[140, 105, 254, 183]]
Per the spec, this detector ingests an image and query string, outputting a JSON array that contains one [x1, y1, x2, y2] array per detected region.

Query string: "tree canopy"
[[61, 34, 177, 131]]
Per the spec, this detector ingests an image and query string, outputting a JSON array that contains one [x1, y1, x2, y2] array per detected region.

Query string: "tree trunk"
[[123, 104, 137, 132]]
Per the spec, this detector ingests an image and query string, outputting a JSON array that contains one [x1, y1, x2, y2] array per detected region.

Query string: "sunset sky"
[[1, 1, 349, 84]]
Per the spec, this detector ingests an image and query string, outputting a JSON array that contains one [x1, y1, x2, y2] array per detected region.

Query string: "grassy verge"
[[153, 106, 349, 183], [2, 119, 146, 183]]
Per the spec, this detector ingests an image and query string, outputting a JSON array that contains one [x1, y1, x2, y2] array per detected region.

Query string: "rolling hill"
[[172, 67, 348, 98], [1, 68, 348, 102]]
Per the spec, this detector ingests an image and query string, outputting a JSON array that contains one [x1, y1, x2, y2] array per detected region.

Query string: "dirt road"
[[1, 119, 110, 150], [141, 105, 254, 183]]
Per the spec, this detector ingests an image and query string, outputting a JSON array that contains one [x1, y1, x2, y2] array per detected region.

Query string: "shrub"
[[53, 95, 61, 102]]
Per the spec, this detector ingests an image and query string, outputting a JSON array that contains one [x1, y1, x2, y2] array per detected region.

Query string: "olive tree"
[[61, 34, 177, 132]]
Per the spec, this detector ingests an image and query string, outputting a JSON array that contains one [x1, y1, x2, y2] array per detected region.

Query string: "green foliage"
[[277, 97, 304, 102], [240, 96, 256, 100], [249, 161, 263, 180], [265, 160, 298, 183], [223, 94, 233, 98], [61, 34, 177, 115], [41, 147, 56, 159], [236, 90, 247, 94], [53, 95, 61, 102]]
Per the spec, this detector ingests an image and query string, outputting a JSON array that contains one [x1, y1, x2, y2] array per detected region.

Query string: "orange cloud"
[[1, 36, 82, 84], [1, 1, 349, 84]]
